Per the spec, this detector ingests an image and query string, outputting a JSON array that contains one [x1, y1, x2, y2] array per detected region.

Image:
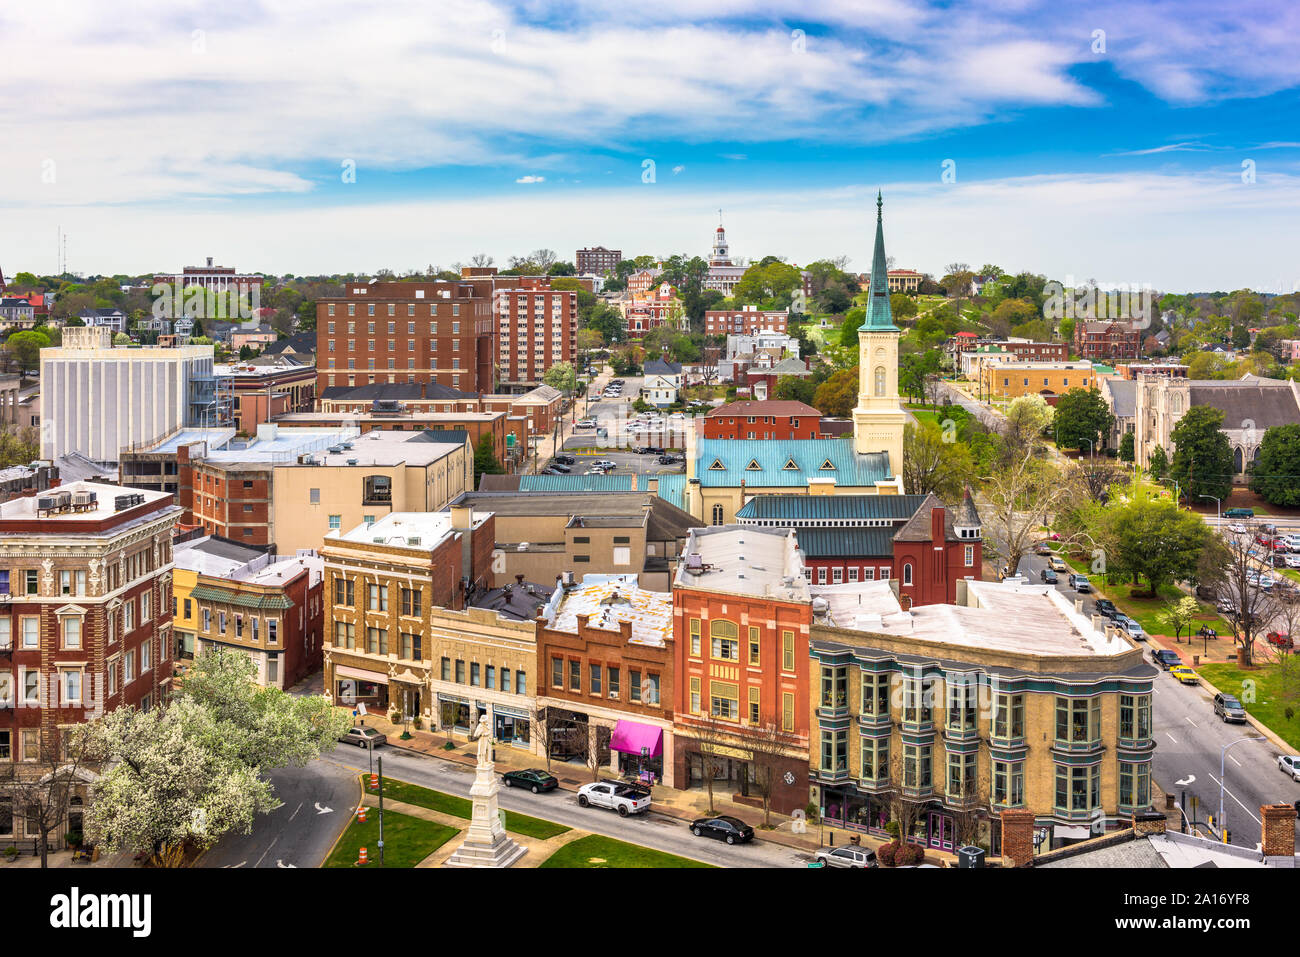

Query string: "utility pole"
[[377, 754, 386, 866]]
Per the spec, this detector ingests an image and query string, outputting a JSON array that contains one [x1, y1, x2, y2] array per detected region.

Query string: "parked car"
[[690, 815, 754, 845], [541, 466, 564, 475], [1227, 522, 1248, 534], [339, 726, 386, 748], [575, 419, 597, 429], [1048, 556, 1068, 572], [1169, 665, 1199, 685], [1152, 648, 1181, 670], [1040, 568, 1058, 584], [1267, 631, 1294, 650], [577, 780, 652, 816], [1279, 755, 1300, 782], [548, 463, 572, 473], [554, 454, 576, 466], [813, 845, 878, 869], [1123, 618, 1146, 641], [1094, 599, 1120, 619], [502, 769, 559, 794], [1225, 507, 1255, 519], [1069, 574, 1092, 593], [1033, 542, 1052, 556], [594, 460, 617, 470], [1213, 692, 1247, 723]]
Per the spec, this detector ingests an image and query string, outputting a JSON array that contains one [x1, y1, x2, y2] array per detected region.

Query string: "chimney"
[[1261, 803, 1297, 859], [931, 506, 945, 546], [1132, 810, 1167, 836], [1000, 808, 1036, 867]]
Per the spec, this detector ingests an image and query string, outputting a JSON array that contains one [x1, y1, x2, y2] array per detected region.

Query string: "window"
[[902, 674, 933, 725], [903, 563, 913, 586], [202, 608, 212, 632], [710, 681, 739, 720], [1119, 694, 1152, 743], [470, 663, 480, 687], [689, 618, 701, 657], [124, 651, 136, 683], [748, 686, 759, 723], [946, 678, 977, 732], [1055, 696, 1101, 746], [821, 728, 848, 773], [569, 659, 581, 692], [817, 566, 827, 584], [710, 620, 739, 661], [861, 672, 890, 717], [782, 631, 795, 672], [589, 663, 602, 695], [747, 626, 760, 666], [368, 584, 389, 611], [266, 620, 277, 645], [711, 504, 724, 525], [455, 660, 466, 684], [0, 731, 8, 761], [947, 751, 976, 799], [964, 544, 974, 567], [903, 743, 932, 790], [363, 475, 392, 505], [993, 692, 1025, 740], [309, 488, 321, 504], [517, 671, 526, 696], [630, 669, 642, 703], [365, 627, 388, 655], [861, 737, 889, 783], [993, 760, 1025, 807], [334, 578, 355, 606], [62, 616, 82, 650], [218, 611, 226, 634], [23, 670, 39, 705], [501, 669, 511, 693], [441, 657, 451, 681], [328, 515, 342, 530], [1119, 761, 1151, 809], [401, 588, 422, 617], [21, 729, 38, 763], [1055, 764, 1101, 815], [607, 667, 619, 698], [551, 657, 563, 689], [25, 570, 38, 595], [689, 677, 701, 714], [140, 642, 151, 673], [485, 665, 495, 690], [334, 621, 356, 649], [820, 665, 847, 710]]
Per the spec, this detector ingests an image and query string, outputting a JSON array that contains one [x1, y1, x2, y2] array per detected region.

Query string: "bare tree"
[[747, 719, 799, 828], [688, 711, 735, 813], [532, 707, 557, 772], [469, 253, 494, 268], [1197, 527, 1272, 666], [981, 448, 1072, 577], [530, 249, 558, 272], [0, 728, 93, 868]]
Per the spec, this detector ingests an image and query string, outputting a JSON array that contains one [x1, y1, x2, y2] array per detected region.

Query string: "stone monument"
[[443, 713, 527, 867]]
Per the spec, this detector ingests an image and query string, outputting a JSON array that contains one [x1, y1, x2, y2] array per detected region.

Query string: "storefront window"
[[1119, 761, 1151, 809], [1119, 694, 1152, 743], [993, 760, 1025, 807]]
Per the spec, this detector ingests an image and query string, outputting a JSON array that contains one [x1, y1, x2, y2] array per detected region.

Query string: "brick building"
[[172, 536, 324, 689], [1075, 320, 1142, 362], [980, 361, 1094, 401], [536, 574, 675, 784], [735, 491, 983, 606], [315, 280, 495, 395], [576, 246, 622, 276], [671, 526, 812, 814], [705, 305, 789, 336], [702, 400, 822, 440], [0, 483, 180, 775], [215, 358, 316, 434]]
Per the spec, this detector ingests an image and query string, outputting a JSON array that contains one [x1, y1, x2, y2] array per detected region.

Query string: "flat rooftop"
[[274, 411, 503, 423], [303, 429, 467, 468], [136, 427, 238, 454], [675, 526, 810, 603], [331, 510, 489, 550], [544, 574, 672, 647], [813, 578, 1132, 658], [0, 481, 172, 524]]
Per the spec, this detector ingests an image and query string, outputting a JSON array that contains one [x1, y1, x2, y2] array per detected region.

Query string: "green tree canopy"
[[1052, 387, 1114, 452], [1169, 405, 1234, 501], [473, 432, 504, 482], [1248, 423, 1300, 506], [1099, 489, 1213, 596]]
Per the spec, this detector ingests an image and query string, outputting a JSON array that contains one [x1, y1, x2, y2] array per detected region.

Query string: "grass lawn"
[[1198, 661, 1300, 751], [903, 404, 944, 427], [364, 774, 570, 840], [538, 834, 714, 869], [323, 808, 458, 868]]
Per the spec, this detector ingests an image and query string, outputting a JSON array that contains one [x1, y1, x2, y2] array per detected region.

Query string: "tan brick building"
[[980, 361, 1094, 400]]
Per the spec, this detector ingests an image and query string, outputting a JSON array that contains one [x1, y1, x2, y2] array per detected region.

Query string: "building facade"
[[702, 400, 822, 440], [576, 247, 622, 276], [1075, 321, 1142, 363], [705, 305, 789, 336], [980, 361, 1094, 400]]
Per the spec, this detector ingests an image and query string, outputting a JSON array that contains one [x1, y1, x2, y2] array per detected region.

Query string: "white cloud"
[[515, 175, 546, 183]]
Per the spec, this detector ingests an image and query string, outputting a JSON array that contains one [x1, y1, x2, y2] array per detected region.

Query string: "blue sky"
[[2, 0, 1299, 290]]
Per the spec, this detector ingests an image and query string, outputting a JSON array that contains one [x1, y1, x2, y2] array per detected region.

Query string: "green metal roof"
[[190, 584, 295, 611], [696, 438, 891, 488], [516, 473, 687, 511], [863, 192, 898, 332], [637, 473, 686, 511], [794, 527, 897, 558], [737, 493, 928, 521]]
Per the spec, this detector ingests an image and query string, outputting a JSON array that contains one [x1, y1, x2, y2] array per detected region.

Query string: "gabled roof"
[[736, 493, 930, 521], [264, 331, 316, 355], [891, 492, 980, 542], [766, 357, 812, 376], [695, 438, 891, 488], [1187, 376, 1300, 429], [644, 358, 683, 376], [1101, 377, 1137, 418], [706, 399, 820, 418]]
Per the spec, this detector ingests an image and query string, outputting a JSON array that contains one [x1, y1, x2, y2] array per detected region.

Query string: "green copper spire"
[[864, 190, 897, 331]]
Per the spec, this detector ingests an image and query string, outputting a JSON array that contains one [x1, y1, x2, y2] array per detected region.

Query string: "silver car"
[[339, 726, 387, 748], [1279, 754, 1300, 782], [814, 845, 878, 868]]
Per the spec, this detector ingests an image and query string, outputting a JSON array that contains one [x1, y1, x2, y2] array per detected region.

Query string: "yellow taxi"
[[1169, 665, 1200, 685]]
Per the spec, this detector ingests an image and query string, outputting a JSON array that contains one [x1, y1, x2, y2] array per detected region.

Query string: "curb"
[[320, 774, 365, 867]]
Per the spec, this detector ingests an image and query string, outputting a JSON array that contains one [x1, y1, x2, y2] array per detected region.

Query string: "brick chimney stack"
[[1000, 808, 1036, 867], [1261, 803, 1297, 859], [1132, 810, 1167, 836], [931, 506, 945, 546]]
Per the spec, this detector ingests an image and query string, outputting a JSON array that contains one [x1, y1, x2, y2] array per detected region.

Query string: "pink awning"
[[610, 720, 663, 758]]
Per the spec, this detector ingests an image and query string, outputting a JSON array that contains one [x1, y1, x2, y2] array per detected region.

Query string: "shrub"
[[884, 820, 901, 839], [442, 742, 457, 751], [804, 801, 820, 822], [896, 842, 926, 867], [876, 841, 899, 867]]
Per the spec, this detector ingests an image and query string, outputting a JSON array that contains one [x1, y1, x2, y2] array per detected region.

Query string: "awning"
[[610, 720, 663, 758], [335, 665, 389, 684]]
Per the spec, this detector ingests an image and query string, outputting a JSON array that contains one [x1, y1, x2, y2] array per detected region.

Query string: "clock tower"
[[852, 192, 906, 479]]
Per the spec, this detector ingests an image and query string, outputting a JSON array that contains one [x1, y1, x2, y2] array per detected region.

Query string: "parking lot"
[[549, 446, 685, 476]]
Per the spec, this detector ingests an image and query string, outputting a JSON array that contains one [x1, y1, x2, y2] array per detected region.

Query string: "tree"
[[0, 727, 93, 868], [586, 303, 625, 345], [1169, 405, 1234, 502], [1196, 528, 1271, 666], [1158, 596, 1200, 644], [812, 367, 858, 417], [1248, 424, 1300, 506], [542, 361, 577, 394], [1119, 431, 1135, 463], [746, 719, 798, 829], [0, 425, 40, 469], [838, 307, 866, 348], [733, 261, 802, 310], [1149, 443, 1168, 480], [1098, 491, 1211, 597], [981, 449, 1071, 576], [903, 421, 975, 500], [4, 329, 50, 371], [1003, 394, 1053, 450], [890, 294, 918, 322], [473, 433, 504, 483], [1053, 388, 1114, 453], [899, 351, 940, 406]]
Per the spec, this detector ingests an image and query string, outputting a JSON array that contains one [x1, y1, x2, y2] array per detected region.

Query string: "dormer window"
[[819, 459, 836, 471], [782, 458, 799, 471], [745, 460, 762, 471], [708, 459, 726, 471]]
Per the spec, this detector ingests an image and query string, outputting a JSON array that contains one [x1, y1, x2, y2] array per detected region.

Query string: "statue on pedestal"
[[473, 714, 492, 768], [444, 710, 526, 868]]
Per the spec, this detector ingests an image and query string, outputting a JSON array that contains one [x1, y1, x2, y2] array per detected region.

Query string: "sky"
[[2, 0, 1299, 291]]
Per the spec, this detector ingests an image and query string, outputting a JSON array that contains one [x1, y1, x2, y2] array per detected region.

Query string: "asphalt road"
[[320, 744, 813, 868], [1012, 544, 1299, 848], [201, 758, 358, 868]]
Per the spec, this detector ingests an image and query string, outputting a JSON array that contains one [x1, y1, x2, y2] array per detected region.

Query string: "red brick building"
[[705, 305, 789, 336], [0, 483, 180, 775], [536, 575, 675, 784], [1075, 320, 1142, 362], [623, 283, 682, 339], [702, 400, 821, 440], [315, 280, 495, 394], [735, 491, 983, 607], [576, 247, 622, 276], [672, 526, 812, 814]]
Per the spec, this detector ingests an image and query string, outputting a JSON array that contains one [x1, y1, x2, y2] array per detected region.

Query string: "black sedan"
[[502, 768, 559, 794], [690, 815, 754, 845], [1040, 568, 1058, 584]]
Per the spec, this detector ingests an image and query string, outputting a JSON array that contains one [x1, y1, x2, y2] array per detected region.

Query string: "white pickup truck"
[[577, 781, 652, 817]]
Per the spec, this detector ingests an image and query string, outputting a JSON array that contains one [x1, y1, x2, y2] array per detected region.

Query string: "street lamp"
[[1218, 735, 1261, 843], [1082, 437, 1094, 460], [1200, 494, 1221, 524]]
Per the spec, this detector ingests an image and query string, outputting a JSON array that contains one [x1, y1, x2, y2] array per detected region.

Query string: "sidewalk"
[[343, 709, 961, 863]]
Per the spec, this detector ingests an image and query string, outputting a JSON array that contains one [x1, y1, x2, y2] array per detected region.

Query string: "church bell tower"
[[852, 192, 906, 479]]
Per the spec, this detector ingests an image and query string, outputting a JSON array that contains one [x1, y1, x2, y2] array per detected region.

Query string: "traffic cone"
[[357, 846, 368, 866], [357, 806, 367, 823], [369, 773, 379, 790]]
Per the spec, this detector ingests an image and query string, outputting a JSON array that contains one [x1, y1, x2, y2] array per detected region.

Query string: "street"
[[239, 743, 815, 868]]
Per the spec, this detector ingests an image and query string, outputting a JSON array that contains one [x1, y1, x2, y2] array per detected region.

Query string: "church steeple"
[[865, 190, 896, 330]]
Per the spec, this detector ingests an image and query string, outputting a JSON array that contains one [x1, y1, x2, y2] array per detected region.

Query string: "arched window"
[[903, 563, 913, 586], [1233, 447, 1243, 473], [711, 504, 724, 526], [874, 366, 887, 397]]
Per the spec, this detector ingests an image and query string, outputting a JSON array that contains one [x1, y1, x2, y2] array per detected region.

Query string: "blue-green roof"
[[737, 494, 928, 521], [637, 473, 686, 511], [863, 192, 898, 332], [696, 439, 891, 488], [794, 527, 897, 558], [516, 472, 687, 511]]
